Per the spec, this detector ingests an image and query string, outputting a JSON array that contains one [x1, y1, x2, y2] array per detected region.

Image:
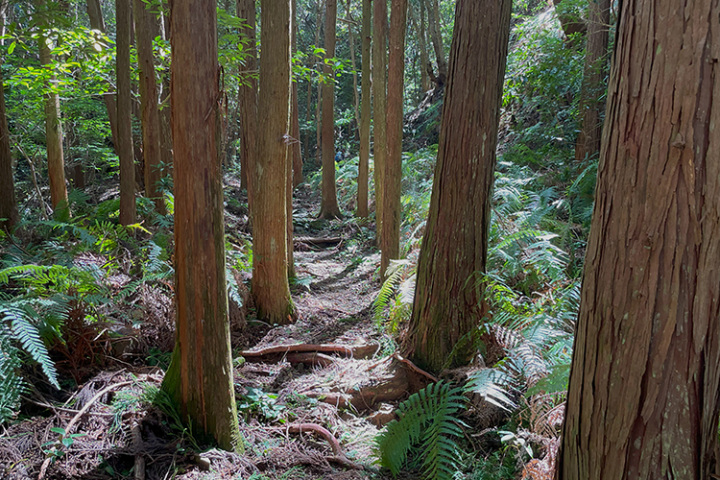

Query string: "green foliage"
[[373, 259, 415, 333], [377, 381, 466, 480], [238, 387, 286, 422]]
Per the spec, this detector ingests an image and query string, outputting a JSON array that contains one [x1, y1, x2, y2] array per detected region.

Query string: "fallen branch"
[[393, 354, 439, 383], [294, 236, 343, 248], [285, 352, 336, 368]]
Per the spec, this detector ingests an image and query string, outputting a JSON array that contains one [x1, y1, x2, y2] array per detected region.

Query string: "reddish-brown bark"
[[161, 0, 240, 452], [116, 0, 135, 226], [236, 0, 258, 197], [134, 0, 165, 214], [357, 0, 371, 218], [318, 0, 342, 219], [379, 0, 407, 277], [558, 0, 720, 478], [372, 0, 388, 241], [407, 0, 512, 373], [251, 0, 297, 324], [0, 55, 17, 230], [574, 0, 610, 162]]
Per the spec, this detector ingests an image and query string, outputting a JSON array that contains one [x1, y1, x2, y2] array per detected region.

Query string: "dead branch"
[[242, 343, 377, 361], [293, 236, 343, 248], [286, 352, 336, 368]]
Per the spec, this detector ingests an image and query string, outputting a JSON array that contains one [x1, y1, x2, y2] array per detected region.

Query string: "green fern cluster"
[[377, 381, 467, 480], [373, 259, 416, 333]]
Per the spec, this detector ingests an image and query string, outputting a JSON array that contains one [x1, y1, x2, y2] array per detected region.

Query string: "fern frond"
[[374, 259, 411, 321], [466, 368, 516, 411], [377, 381, 466, 479], [1, 306, 59, 389]]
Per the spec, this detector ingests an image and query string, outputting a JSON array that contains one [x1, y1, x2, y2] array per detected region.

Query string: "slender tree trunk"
[[161, 0, 241, 451], [346, 1, 361, 137], [357, 0, 371, 218], [0, 54, 17, 230], [417, 0, 431, 92], [237, 0, 258, 196], [315, 0, 323, 168], [86, 0, 119, 151], [291, 0, 303, 188], [157, 7, 173, 183], [407, 0, 512, 373], [287, 0, 297, 279], [379, 0, 407, 277], [252, 0, 297, 324], [37, 21, 69, 220], [574, 0, 610, 162], [558, 0, 720, 478], [318, 0, 342, 219], [117, 0, 135, 226], [427, 0, 447, 88], [134, 0, 165, 214], [372, 0, 388, 242]]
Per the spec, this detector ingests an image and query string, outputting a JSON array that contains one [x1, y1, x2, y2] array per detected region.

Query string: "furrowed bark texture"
[[408, 0, 512, 373], [134, 0, 165, 214], [37, 26, 68, 219], [162, 0, 240, 452], [251, 0, 296, 324], [574, 0, 610, 162], [236, 0, 258, 196], [319, 0, 342, 219], [372, 0, 388, 241], [357, 0, 371, 218], [117, 0, 135, 226], [379, 0, 407, 277], [0, 57, 17, 230], [558, 0, 720, 478]]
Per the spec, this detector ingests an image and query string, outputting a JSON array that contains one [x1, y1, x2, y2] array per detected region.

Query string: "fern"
[[377, 381, 467, 480], [374, 259, 413, 322]]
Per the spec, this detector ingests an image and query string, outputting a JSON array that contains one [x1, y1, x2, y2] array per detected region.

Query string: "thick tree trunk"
[[379, 0, 407, 277], [237, 0, 258, 196], [574, 0, 610, 162], [161, 0, 241, 452], [372, 0, 388, 242], [0, 56, 17, 230], [252, 0, 297, 324], [117, 0, 135, 226], [558, 0, 720, 478], [357, 0, 371, 218], [86, 0, 119, 152], [407, 0, 512, 373], [37, 26, 69, 220], [134, 0, 165, 214], [318, 0, 342, 219]]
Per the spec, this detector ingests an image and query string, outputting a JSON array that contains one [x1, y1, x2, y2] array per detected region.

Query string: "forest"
[[1, 0, 719, 479]]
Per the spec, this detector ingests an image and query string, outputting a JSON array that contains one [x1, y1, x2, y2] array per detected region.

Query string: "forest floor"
[[0, 183, 444, 480]]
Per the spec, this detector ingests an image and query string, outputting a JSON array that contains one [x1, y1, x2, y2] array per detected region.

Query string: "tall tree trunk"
[[287, 0, 297, 279], [426, 0, 447, 88], [117, 0, 136, 226], [237, 0, 258, 195], [574, 0, 610, 162], [357, 0, 371, 218], [252, 0, 297, 324], [134, 0, 165, 214], [161, 0, 241, 452], [346, 1, 361, 137], [291, 0, 303, 188], [407, 0, 512, 373], [86, 0, 119, 151], [558, 0, 720, 478], [417, 0, 431, 92], [37, 20, 69, 220], [379, 0, 407, 277], [0, 54, 17, 231], [318, 0, 342, 219], [372, 0, 388, 242], [315, 0, 323, 169]]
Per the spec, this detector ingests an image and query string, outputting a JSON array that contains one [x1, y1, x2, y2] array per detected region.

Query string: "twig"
[[272, 423, 363, 470], [38, 380, 134, 480], [22, 396, 115, 417], [393, 354, 440, 383]]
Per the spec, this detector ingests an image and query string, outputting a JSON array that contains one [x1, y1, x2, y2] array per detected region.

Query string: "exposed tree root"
[[294, 236, 343, 249], [274, 423, 363, 470], [241, 343, 379, 362], [286, 352, 336, 368]]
